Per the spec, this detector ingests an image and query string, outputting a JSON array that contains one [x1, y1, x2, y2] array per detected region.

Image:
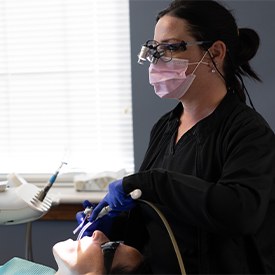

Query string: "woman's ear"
[[208, 40, 227, 63]]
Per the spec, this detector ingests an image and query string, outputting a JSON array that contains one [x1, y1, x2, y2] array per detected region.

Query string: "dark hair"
[[110, 260, 152, 274], [156, 0, 261, 102]]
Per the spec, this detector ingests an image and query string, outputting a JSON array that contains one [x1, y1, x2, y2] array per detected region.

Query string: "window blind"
[[0, 0, 134, 175]]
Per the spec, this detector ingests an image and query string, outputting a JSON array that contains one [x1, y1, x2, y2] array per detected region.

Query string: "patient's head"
[[53, 230, 143, 275]]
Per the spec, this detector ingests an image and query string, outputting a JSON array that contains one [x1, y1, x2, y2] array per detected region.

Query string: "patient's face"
[[53, 230, 143, 275]]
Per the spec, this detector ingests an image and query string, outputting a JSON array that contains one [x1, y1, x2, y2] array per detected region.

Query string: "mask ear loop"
[[189, 51, 209, 74]]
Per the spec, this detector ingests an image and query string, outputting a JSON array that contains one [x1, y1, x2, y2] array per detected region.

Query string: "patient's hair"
[[110, 260, 152, 274]]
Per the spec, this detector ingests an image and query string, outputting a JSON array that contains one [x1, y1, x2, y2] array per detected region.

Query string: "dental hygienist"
[[86, 0, 275, 274]]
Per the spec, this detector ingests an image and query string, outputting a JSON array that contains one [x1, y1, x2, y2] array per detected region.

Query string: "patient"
[[0, 230, 144, 275], [53, 230, 144, 275], [0, 230, 146, 275]]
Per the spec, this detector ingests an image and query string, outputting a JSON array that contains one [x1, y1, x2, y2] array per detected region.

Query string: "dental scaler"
[[36, 161, 67, 202]]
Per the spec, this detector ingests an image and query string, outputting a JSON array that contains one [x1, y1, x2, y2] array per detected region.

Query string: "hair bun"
[[237, 28, 260, 64]]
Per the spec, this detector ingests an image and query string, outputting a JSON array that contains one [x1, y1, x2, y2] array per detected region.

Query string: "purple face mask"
[[149, 53, 208, 99]]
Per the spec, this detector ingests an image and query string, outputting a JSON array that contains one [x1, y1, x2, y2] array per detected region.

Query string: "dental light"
[[0, 173, 52, 225]]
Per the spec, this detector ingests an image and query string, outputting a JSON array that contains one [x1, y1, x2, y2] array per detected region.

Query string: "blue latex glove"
[[88, 179, 136, 222], [75, 200, 118, 238]]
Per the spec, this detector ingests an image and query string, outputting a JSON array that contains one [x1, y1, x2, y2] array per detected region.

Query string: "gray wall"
[[130, 0, 275, 170], [0, 221, 76, 270], [0, 0, 274, 270]]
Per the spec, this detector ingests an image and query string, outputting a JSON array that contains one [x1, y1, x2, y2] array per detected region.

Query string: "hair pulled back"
[[156, 0, 261, 102]]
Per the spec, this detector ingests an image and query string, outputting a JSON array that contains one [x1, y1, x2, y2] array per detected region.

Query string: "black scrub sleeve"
[[122, 120, 275, 236]]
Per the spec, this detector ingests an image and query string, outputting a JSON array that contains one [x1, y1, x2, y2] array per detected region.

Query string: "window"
[[0, 0, 134, 177]]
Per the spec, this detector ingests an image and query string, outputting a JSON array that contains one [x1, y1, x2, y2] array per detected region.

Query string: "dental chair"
[[0, 257, 56, 275]]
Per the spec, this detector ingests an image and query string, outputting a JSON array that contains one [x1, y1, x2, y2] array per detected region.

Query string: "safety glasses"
[[137, 39, 212, 64], [101, 241, 123, 274]]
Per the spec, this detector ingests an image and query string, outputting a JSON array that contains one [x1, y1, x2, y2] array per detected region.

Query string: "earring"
[[211, 63, 218, 73]]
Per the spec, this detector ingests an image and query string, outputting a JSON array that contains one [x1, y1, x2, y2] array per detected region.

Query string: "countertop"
[[47, 186, 107, 205], [42, 186, 107, 220]]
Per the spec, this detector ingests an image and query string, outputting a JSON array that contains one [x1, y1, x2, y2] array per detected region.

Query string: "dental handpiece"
[[76, 189, 142, 240], [36, 161, 67, 202], [95, 189, 142, 220]]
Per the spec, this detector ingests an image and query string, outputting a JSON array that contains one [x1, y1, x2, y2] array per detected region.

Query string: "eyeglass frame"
[[137, 39, 212, 64], [101, 241, 123, 274]]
